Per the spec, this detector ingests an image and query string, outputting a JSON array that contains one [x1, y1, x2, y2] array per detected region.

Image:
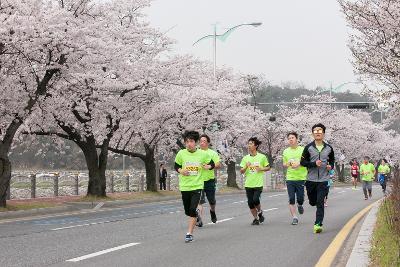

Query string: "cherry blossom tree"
[[339, 0, 400, 107], [108, 64, 251, 191], [0, 0, 97, 206], [23, 0, 179, 197]]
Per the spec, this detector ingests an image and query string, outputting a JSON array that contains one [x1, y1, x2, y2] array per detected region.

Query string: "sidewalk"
[[345, 200, 381, 267]]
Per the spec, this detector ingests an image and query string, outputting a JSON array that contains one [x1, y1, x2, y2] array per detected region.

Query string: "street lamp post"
[[319, 81, 362, 97], [193, 22, 262, 79]]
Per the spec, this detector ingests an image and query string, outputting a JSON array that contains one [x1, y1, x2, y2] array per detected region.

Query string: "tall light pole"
[[193, 22, 262, 79]]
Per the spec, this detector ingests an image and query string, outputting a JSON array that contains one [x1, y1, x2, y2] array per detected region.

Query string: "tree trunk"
[[0, 121, 21, 207], [226, 160, 238, 188], [82, 139, 108, 197], [144, 145, 157, 192], [0, 153, 11, 207]]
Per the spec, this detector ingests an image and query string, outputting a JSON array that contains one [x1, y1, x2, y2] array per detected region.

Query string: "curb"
[[315, 200, 380, 267], [0, 206, 74, 220], [345, 200, 381, 267], [0, 189, 256, 221]]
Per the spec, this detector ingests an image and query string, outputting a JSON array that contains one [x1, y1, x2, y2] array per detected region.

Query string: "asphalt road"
[[0, 185, 382, 267]]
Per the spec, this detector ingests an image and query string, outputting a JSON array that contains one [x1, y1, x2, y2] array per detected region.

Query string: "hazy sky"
[[146, 0, 362, 92]]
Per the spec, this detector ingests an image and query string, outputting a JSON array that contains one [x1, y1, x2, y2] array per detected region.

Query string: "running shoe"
[[291, 218, 299, 225], [313, 224, 323, 234], [196, 209, 203, 227], [297, 205, 304, 215], [185, 234, 194, 243], [210, 210, 217, 223], [258, 211, 265, 223], [251, 218, 260, 225], [196, 215, 203, 227]]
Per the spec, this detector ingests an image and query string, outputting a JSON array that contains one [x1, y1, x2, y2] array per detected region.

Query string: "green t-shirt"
[[316, 145, 324, 152], [175, 149, 211, 191], [282, 146, 307, 181], [378, 164, 390, 174], [201, 148, 220, 182], [360, 163, 375, 181], [240, 152, 269, 188]]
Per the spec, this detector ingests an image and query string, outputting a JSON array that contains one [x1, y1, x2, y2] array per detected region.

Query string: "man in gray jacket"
[[300, 123, 335, 233]]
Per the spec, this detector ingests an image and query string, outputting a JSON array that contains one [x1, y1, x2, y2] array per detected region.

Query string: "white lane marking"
[[66, 242, 140, 262], [232, 200, 245, 204], [263, 208, 279, 212], [207, 217, 234, 225], [51, 220, 115, 231], [93, 202, 104, 210], [269, 194, 285, 198], [338, 191, 346, 194]]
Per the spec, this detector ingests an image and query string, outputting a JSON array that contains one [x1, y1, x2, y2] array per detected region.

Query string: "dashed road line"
[[66, 242, 140, 262], [268, 194, 286, 198], [207, 217, 234, 225], [263, 208, 279, 212]]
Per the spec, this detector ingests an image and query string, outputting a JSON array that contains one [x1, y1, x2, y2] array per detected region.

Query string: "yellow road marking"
[[315, 200, 379, 267]]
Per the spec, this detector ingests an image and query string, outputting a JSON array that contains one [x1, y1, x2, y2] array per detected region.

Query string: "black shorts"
[[199, 179, 216, 205], [181, 190, 202, 217], [286, 180, 305, 205], [245, 187, 263, 209]]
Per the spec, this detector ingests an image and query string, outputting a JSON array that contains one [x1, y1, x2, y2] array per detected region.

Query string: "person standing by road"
[[300, 123, 335, 234], [282, 132, 307, 225], [159, 164, 167, 190]]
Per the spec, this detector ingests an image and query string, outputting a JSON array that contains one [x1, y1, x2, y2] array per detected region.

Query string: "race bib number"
[[352, 170, 357, 175], [184, 162, 201, 176], [248, 162, 260, 173]]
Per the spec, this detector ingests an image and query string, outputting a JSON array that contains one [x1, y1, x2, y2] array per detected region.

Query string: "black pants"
[[305, 181, 328, 226], [245, 187, 263, 209], [199, 179, 216, 205], [159, 178, 166, 190]]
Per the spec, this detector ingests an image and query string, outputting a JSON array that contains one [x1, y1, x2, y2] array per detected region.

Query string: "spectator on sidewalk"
[[159, 164, 167, 190]]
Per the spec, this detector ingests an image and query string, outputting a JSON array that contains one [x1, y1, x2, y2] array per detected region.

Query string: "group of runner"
[[174, 123, 387, 243], [350, 157, 391, 199]]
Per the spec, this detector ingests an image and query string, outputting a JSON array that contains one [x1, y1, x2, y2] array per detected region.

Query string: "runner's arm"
[[300, 146, 316, 168]]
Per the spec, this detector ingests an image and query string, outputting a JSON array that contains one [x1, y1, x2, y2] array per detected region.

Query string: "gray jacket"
[[300, 141, 335, 182]]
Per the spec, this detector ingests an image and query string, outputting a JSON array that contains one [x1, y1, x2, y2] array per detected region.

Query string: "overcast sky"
[[146, 0, 362, 92]]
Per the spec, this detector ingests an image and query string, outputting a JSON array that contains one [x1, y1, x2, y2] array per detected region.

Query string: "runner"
[[300, 123, 335, 234], [282, 132, 307, 225], [359, 156, 376, 200], [350, 159, 359, 189], [196, 134, 221, 227], [377, 159, 390, 195], [240, 137, 270, 225], [174, 130, 215, 243]]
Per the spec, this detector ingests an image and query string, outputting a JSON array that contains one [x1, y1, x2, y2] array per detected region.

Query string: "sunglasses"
[[313, 129, 324, 134]]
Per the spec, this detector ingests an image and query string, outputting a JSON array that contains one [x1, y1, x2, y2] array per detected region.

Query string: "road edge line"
[[315, 200, 379, 267]]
